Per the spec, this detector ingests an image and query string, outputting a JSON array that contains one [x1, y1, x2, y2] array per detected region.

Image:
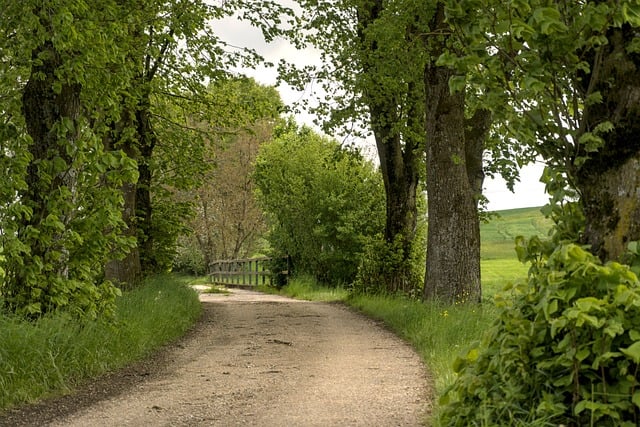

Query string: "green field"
[[481, 206, 553, 298]]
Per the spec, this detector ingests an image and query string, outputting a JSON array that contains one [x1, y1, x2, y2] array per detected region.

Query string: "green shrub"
[[173, 236, 206, 276], [439, 239, 640, 426]]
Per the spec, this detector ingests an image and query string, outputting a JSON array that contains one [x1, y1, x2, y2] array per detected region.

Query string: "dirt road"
[[1, 288, 432, 426]]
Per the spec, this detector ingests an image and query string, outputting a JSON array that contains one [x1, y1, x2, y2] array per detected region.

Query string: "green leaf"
[[448, 75, 466, 93], [633, 391, 640, 409], [623, 2, 640, 27], [532, 7, 568, 35], [621, 341, 640, 363]]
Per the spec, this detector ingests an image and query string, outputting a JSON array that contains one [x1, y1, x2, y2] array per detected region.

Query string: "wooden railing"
[[208, 256, 289, 287]]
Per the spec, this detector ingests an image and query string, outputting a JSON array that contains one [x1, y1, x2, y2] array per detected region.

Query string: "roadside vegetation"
[[272, 207, 546, 396], [0, 275, 201, 411]]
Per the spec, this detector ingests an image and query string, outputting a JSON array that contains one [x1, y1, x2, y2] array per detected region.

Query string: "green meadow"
[[481, 206, 552, 298]]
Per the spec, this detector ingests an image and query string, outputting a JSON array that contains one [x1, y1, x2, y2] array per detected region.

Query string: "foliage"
[[0, 0, 139, 318], [440, 240, 640, 426], [173, 236, 207, 276], [184, 78, 283, 268], [0, 275, 201, 411], [448, 0, 640, 260], [353, 191, 428, 296], [254, 122, 385, 285]]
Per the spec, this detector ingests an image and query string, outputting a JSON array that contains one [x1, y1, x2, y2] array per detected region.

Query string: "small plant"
[[204, 285, 230, 295], [439, 239, 640, 426]]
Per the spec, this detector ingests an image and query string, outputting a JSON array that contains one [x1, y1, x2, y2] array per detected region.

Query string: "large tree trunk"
[[103, 106, 143, 288], [422, 3, 488, 304], [20, 41, 81, 275], [371, 107, 420, 292], [104, 181, 142, 289], [574, 26, 640, 262], [135, 103, 156, 273]]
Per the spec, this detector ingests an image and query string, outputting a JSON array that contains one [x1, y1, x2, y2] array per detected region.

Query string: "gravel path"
[[0, 288, 432, 426]]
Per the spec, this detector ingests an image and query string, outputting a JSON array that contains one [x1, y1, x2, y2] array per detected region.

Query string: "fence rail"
[[209, 256, 289, 287]]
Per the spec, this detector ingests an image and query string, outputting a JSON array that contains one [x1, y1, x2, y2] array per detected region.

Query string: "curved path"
[[1, 288, 432, 426]]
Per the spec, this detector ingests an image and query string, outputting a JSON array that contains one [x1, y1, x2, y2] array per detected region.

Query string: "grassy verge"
[[0, 274, 202, 411], [275, 277, 497, 396]]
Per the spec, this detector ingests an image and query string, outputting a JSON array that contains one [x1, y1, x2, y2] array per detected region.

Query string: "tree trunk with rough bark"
[[103, 106, 143, 288], [357, 0, 421, 293], [19, 41, 81, 280], [422, 3, 488, 304], [574, 26, 640, 262]]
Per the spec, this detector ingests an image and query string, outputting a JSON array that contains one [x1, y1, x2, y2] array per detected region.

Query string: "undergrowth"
[[0, 274, 201, 411]]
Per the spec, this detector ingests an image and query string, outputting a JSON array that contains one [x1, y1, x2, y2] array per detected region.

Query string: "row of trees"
[[0, 0, 291, 318], [274, 0, 640, 304], [3, 0, 640, 313]]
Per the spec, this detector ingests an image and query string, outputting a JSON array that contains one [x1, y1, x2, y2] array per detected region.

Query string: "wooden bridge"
[[209, 256, 290, 287]]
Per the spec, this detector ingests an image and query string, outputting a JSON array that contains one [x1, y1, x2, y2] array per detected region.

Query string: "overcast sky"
[[213, 14, 548, 212]]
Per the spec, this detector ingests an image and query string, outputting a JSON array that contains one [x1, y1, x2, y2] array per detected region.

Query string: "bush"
[[173, 236, 206, 276], [254, 123, 385, 285], [439, 239, 640, 426]]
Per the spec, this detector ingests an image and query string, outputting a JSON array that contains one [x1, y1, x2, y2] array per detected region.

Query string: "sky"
[[213, 14, 549, 212]]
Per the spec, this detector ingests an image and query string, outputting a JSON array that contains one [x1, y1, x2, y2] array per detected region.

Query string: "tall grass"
[[0, 274, 201, 411]]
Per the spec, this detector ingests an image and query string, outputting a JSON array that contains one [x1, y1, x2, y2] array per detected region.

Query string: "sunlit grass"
[[273, 274, 349, 302], [346, 293, 497, 395]]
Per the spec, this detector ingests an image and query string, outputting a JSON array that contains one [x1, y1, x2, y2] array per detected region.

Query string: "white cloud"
[[212, 11, 549, 211]]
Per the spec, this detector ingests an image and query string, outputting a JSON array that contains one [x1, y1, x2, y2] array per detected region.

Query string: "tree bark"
[[135, 102, 156, 273], [20, 41, 81, 276], [103, 104, 143, 288], [422, 3, 487, 304], [574, 26, 640, 262]]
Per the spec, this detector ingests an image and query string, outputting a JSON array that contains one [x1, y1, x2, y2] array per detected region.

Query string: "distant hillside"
[[481, 206, 553, 295], [481, 206, 553, 260]]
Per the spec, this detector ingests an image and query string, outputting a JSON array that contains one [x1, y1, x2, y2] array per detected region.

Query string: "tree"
[[283, 1, 495, 301], [0, 0, 136, 318], [421, 2, 491, 303], [186, 78, 283, 268], [452, 0, 640, 262], [254, 123, 385, 285], [278, 0, 424, 293]]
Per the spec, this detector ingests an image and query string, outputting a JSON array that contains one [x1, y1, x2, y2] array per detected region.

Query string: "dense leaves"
[[447, 0, 640, 261], [254, 123, 385, 285], [440, 240, 640, 426]]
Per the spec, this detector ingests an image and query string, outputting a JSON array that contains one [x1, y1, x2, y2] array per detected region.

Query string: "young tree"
[[254, 123, 385, 285]]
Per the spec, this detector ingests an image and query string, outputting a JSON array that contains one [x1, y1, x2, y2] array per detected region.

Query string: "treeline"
[[0, 1, 289, 318]]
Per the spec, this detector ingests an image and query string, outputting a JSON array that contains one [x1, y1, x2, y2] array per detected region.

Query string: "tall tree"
[[453, 0, 640, 262], [0, 0, 135, 317], [283, 1, 497, 300], [186, 78, 283, 266], [421, 2, 491, 303], [355, 0, 424, 293], [280, 0, 426, 292]]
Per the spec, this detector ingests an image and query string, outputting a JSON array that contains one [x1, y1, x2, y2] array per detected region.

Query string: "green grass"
[[0, 274, 202, 411], [481, 206, 551, 298], [265, 274, 350, 301]]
